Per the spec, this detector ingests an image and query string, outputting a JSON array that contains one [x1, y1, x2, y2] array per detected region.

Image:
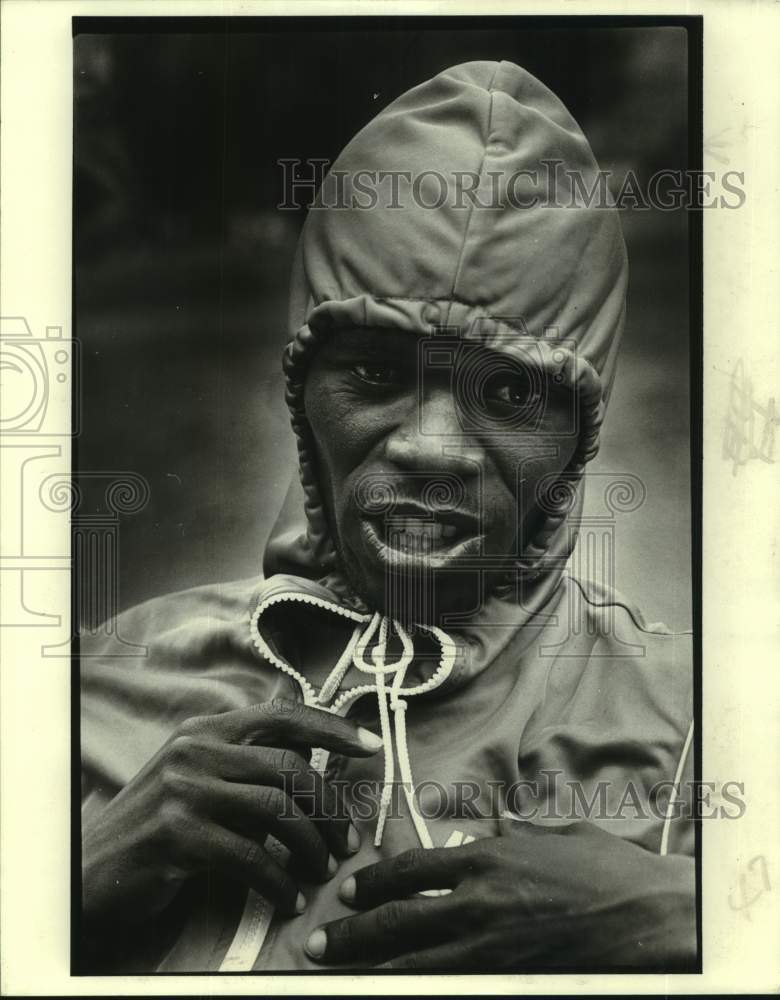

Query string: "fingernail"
[[358, 727, 383, 751], [295, 891, 306, 914], [305, 928, 327, 959], [347, 823, 360, 854], [339, 875, 356, 904], [327, 854, 338, 877]]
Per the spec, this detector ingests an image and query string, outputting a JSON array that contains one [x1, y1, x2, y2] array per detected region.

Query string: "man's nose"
[[384, 386, 482, 475]]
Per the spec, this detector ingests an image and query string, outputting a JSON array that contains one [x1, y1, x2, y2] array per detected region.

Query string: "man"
[[80, 60, 695, 972]]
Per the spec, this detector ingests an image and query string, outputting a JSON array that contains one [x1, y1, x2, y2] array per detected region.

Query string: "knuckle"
[[255, 784, 285, 817], [265, 697, 300, 721], [177, 715, 208, 738], [240, 840, 265, 869], [157, 800, 191, 842], [166, 734, 198, 768], [276, 748, 307, 775], [395, 847, 425, 879], [159, 765, 191, 799], [159, 862, 188, 886], [376, 900, 403, 935]]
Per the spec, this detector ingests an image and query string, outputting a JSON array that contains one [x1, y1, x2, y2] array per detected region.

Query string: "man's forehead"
[[321, 326, 512, 357], [323, 327, 418, 353]]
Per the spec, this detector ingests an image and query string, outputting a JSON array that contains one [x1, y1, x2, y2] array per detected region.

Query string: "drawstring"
[[317, 611, 441, 849], [315, 624, 362, 705], [374, 668, 394, 846], [392, 695, 435, 849], [234, 594, 456, 975], [250, 593, 457, 852], [351, 614, 415, 847]]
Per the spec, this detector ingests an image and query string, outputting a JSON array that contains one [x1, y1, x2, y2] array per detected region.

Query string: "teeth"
[[382, 518, 464, 552], [391, 519, 443, 539]]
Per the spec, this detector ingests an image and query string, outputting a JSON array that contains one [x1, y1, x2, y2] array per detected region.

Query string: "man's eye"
[[485, 375, 543, 410], [351, 363, 401, 386]]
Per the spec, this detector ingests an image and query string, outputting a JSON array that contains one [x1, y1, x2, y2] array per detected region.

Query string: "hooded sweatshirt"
[[81, 61, 694, 973]]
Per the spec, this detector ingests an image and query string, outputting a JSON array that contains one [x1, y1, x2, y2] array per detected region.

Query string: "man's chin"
[[341, 558, 483, 626], [338, 518, 521, 624]]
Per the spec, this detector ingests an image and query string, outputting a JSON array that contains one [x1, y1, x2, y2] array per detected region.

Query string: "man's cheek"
[[512, 449, 572, 503], [485, 516, 521, 557], [332, 472, 369, 550]]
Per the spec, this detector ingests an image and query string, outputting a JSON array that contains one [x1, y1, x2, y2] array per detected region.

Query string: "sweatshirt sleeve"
[[80, 576, 291, 809]]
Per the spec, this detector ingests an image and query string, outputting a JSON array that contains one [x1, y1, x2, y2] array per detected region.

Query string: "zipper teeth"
[[249, 609, 316, 703], [330, 683, 379, 713], [402, 623, 456, 696], [248, 591, 369, 704], [257, 590, 369, 621], [249, 594, 457, 707]]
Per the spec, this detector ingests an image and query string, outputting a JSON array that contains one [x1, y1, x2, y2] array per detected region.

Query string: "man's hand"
[[305, 819, 696, 970], [82, 698, 382, 935]]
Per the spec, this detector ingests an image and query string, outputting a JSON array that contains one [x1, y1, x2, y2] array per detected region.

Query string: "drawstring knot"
[[250, 593, 457, 852], [319, 611, 453, 849]]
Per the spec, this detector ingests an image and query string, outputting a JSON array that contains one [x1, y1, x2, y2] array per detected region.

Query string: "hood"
[[265, 59, 628, 612], [246, 60, 629, 867]]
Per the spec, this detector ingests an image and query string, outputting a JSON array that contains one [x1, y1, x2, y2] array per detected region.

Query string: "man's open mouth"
[[359, 503, 485, 569]]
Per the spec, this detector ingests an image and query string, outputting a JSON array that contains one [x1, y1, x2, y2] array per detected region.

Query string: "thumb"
[[210, 698, 384, 756], [286, 703, 385, 757]]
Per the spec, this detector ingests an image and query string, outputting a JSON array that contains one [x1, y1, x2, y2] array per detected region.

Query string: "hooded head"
[[265, 60, 628, 623]]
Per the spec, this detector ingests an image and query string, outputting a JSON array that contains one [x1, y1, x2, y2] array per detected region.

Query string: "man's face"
[[304, 328, 578, 619]]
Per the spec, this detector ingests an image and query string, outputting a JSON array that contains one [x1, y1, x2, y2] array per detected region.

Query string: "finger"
[[200, 742, 358, 858], [338, 846, 470, 909], [199, 699, 383, 756], [377, 942, 468, 971], [282, 758, 357, 861], [208, 780, 333, 883], [499, 814, 580, 837], [179, 820, 303, 917], [305, 896, 456, 966]]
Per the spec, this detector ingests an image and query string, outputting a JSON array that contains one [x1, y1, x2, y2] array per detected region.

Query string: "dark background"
[[74, 19, 693, 629]]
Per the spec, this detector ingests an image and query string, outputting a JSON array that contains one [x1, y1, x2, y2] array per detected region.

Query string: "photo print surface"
[[75, 17, 702, 975]]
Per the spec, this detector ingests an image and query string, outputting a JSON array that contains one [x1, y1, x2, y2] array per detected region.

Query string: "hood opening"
[[266, 59, 628, 620]]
